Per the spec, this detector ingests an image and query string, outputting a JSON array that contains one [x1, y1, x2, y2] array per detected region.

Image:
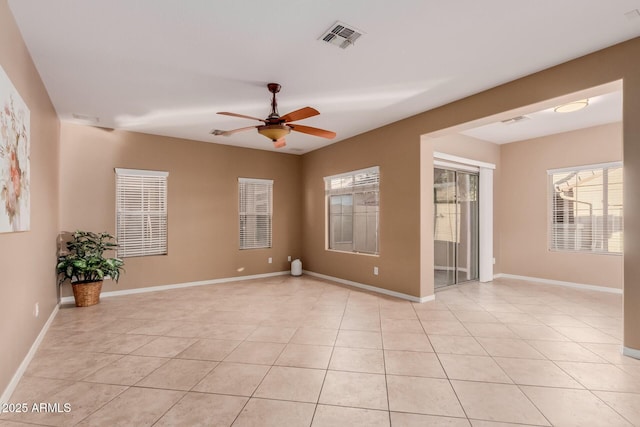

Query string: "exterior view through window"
[[549, 162, 623, 254], [325, 166, 380, 255]]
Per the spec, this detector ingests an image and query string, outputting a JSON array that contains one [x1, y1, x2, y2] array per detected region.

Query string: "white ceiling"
[[7, 0, 640, 154], [462, 90, 623, 144]]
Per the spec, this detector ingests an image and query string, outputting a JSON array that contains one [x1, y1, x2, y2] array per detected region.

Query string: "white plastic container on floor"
[[291, 259, 302, 276]]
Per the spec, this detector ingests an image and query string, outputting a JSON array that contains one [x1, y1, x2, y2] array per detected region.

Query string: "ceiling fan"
[[210, 83, 336, 149]]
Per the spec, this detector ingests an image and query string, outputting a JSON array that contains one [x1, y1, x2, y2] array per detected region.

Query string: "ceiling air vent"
[[319, 21, 363, 49], [72, 113, 100, 123], [624, 9, 640, 21], [501, 115, 530, 125]]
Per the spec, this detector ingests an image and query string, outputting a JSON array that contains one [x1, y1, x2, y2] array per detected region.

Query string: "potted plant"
[[57, 231, 124, 307]]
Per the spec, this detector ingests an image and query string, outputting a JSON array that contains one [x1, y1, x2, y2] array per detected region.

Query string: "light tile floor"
[[2, 275, 639, 426]]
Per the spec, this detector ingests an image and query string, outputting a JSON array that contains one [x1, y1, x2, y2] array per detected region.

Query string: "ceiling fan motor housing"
[[267, 83, 281, 93]]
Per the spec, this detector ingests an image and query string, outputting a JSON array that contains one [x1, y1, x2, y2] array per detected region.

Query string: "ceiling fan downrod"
[[267, 83, 281, 121]]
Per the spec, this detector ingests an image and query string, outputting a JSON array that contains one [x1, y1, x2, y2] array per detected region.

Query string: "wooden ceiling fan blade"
[[210, 126, 257, 136], [273, 138, 286, 149], [281, 107, 320, 123], [217, 112, 266, 123], [289, 124, 336, 139]]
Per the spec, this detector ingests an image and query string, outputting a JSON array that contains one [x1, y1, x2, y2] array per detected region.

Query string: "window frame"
[[238, 177, 273, 250], [115, 168, 169, 258], [324, 166, 380, 256], [548, 161, 623, 255]]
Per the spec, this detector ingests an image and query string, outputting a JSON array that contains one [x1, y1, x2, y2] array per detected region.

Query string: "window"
[[549, 162, 622, 254], [239, 178, 273, 249], [325, 166, 380, 254], [115, 168, 168, 257]]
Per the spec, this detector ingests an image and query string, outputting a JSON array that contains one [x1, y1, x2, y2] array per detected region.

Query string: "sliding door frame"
[[434, 152, 495, 282]]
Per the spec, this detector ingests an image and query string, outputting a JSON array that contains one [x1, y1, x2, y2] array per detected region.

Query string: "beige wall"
[[0, 1, 60, 398], [59, 123, 302, 296], [500, 122, 623, 288], [300, 129, 501, 299], [301, 124, 421, 297], [302, 37, 640, 351]]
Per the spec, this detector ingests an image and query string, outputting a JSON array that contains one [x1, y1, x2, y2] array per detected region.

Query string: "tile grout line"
[[8, 276, 634, 426], [309, 287, 351, 426], [379, 300, 393, 425], [412, 299, 471, 423], [447, 280, 634, 426], [586, 388, 640, 426]]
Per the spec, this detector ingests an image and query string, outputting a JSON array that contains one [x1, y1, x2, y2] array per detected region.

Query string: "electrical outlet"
[[373, 266, 379, 275], [288, 256, 292, 262], [268, 257, 273, 264], [34, 302, 39, 318], [492, 257, 496, 265]]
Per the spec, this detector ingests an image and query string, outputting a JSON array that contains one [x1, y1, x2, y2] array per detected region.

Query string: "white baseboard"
[[303, 270, 434, 303], [59, 271, 291, 305], [493, 273, 623, 294], [623, 346, 640, 360], [60, 269, 440, 305], [1, 305, 59, 405]]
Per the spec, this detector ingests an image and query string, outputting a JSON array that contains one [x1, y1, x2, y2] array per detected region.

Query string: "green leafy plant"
[[57, 231, 124, 285]]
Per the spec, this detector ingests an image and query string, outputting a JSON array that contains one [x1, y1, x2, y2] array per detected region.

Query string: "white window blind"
[[239, 178, 273, 250], [115, 168, 168, 258], [548, 162, 623, 254], [325, 166, 380, 255]]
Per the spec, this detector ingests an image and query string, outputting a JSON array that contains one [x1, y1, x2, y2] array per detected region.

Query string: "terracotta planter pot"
[[71, 281, 103, 307]]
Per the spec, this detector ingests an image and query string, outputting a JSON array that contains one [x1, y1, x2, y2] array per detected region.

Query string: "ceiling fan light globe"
[[258, 124, 290, 141]]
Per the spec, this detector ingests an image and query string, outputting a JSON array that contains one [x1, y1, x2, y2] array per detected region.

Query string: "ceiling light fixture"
[[257, 124, 291, 141], [554, 99, 589, 113]]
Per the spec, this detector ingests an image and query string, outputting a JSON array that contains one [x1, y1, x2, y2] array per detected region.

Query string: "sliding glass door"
[[434, 168, 479, 288]]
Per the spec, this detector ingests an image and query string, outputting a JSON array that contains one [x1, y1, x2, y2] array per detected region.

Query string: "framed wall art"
[[0, 65, 30, 233]]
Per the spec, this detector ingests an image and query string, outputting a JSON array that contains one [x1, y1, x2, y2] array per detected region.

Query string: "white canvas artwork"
[[0, 65, 30, 232]]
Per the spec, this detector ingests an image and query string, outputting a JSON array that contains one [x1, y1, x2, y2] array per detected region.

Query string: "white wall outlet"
[[268, 257, 273, 264], [288, 256, 292, 262], [34, 302, 39, 318], [492, 257, 496, 265], [373, 266, 379, 275]]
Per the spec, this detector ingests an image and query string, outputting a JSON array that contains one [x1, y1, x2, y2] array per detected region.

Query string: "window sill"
[[326, 249, 379, 257]]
